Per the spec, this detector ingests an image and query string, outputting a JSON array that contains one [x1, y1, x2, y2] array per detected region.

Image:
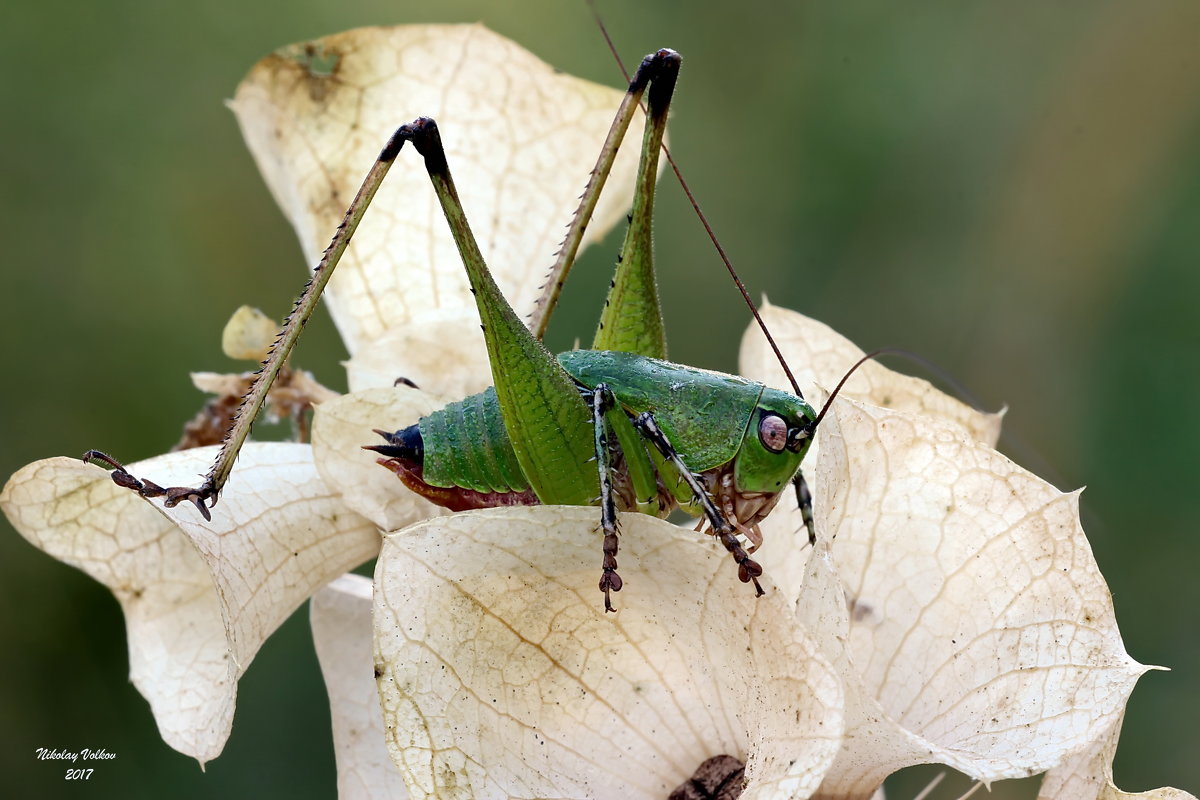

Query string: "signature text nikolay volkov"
[[35, 748, 116, 763]]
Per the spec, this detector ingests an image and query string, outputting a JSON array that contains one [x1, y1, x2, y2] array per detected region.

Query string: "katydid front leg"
[[632, 412, 766, 595]]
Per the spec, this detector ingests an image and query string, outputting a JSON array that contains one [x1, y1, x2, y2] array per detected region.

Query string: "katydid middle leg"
[[588, 383, 623, 611]]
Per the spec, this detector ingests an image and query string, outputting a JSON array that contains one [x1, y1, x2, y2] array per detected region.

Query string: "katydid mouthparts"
[[82, 46, 874, 612]]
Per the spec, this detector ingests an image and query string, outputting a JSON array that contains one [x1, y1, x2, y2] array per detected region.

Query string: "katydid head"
[[735, 350, 887, 496], [732, 388, 817, 494]]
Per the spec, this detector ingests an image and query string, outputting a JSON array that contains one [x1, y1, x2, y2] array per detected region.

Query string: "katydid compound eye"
[[758, 412, 789, 453]]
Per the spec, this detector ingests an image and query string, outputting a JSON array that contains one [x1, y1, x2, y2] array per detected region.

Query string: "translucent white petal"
[[231, 24, 642, 356], [342, 309, 492, 396], [311, 387, 450, 532], [738, 303, 1002, 445], [799, 399, 1147, 795], [311, 574, 410, 800], [374, 507, 843, 800], [1038, 711, 1196, 800], [221, 305, 279, 361], [1, 444, 378, 764], [741, 304, 1005, 605]]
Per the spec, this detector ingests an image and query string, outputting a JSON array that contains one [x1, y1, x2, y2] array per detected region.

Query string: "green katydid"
[[84, 47, 865, 611]]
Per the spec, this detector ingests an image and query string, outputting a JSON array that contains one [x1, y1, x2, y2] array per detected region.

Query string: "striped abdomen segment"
[[419, 386, 531, 495]]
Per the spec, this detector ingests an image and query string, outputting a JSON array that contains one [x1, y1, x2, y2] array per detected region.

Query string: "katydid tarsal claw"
[[88, 43, 876, 611]]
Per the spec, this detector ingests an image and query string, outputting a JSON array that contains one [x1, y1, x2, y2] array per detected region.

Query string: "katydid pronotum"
[[84, 47, 870, 612]]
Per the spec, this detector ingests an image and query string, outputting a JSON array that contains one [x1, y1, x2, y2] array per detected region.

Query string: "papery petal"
[[311, 386, 449, 532], [341, 309, 492, 395], [738, 303, 1002, 445], [1, 444, 378, 764], [373, 507, 844, 800], [794, 544, 934, 799], [743, 303, 998, 607], [311, 574, 409, 800], [1038, 711, 1196, 800], [796, 399, 1147, 797], [189, 370, 338, 407], [230, 24, 641, 358]]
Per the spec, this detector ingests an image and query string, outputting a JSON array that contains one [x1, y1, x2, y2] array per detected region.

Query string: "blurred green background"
[[2, 1, 1196, 797]]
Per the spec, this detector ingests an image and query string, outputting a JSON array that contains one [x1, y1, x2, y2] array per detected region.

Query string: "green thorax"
[[558, 349, 763, 472]]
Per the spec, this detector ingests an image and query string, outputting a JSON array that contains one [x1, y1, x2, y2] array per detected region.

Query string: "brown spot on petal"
[[668, 755, 745, 800], [288, 42, 342, 100]]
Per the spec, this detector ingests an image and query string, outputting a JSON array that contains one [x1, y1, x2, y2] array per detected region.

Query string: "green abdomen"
[[418, 386, 531, 495]]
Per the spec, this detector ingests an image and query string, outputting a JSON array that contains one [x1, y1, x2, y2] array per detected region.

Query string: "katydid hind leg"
[[590, 50, 679, 360], [82, 450, 212, 521], [531, 48, 681, 343], [404, 117, 600, 508], [589, 15, 809, 403], [631, 412, 766, 596], [87, 127, 413, 515]]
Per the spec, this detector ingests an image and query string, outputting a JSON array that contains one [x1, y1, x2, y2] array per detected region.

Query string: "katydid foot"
[[82, 450, 216, 521]]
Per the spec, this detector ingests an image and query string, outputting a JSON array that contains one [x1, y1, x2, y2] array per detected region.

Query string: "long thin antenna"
[[585, 0, 805, 400], [806, 349, 889, 434], [804, 347, 964, 434]]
